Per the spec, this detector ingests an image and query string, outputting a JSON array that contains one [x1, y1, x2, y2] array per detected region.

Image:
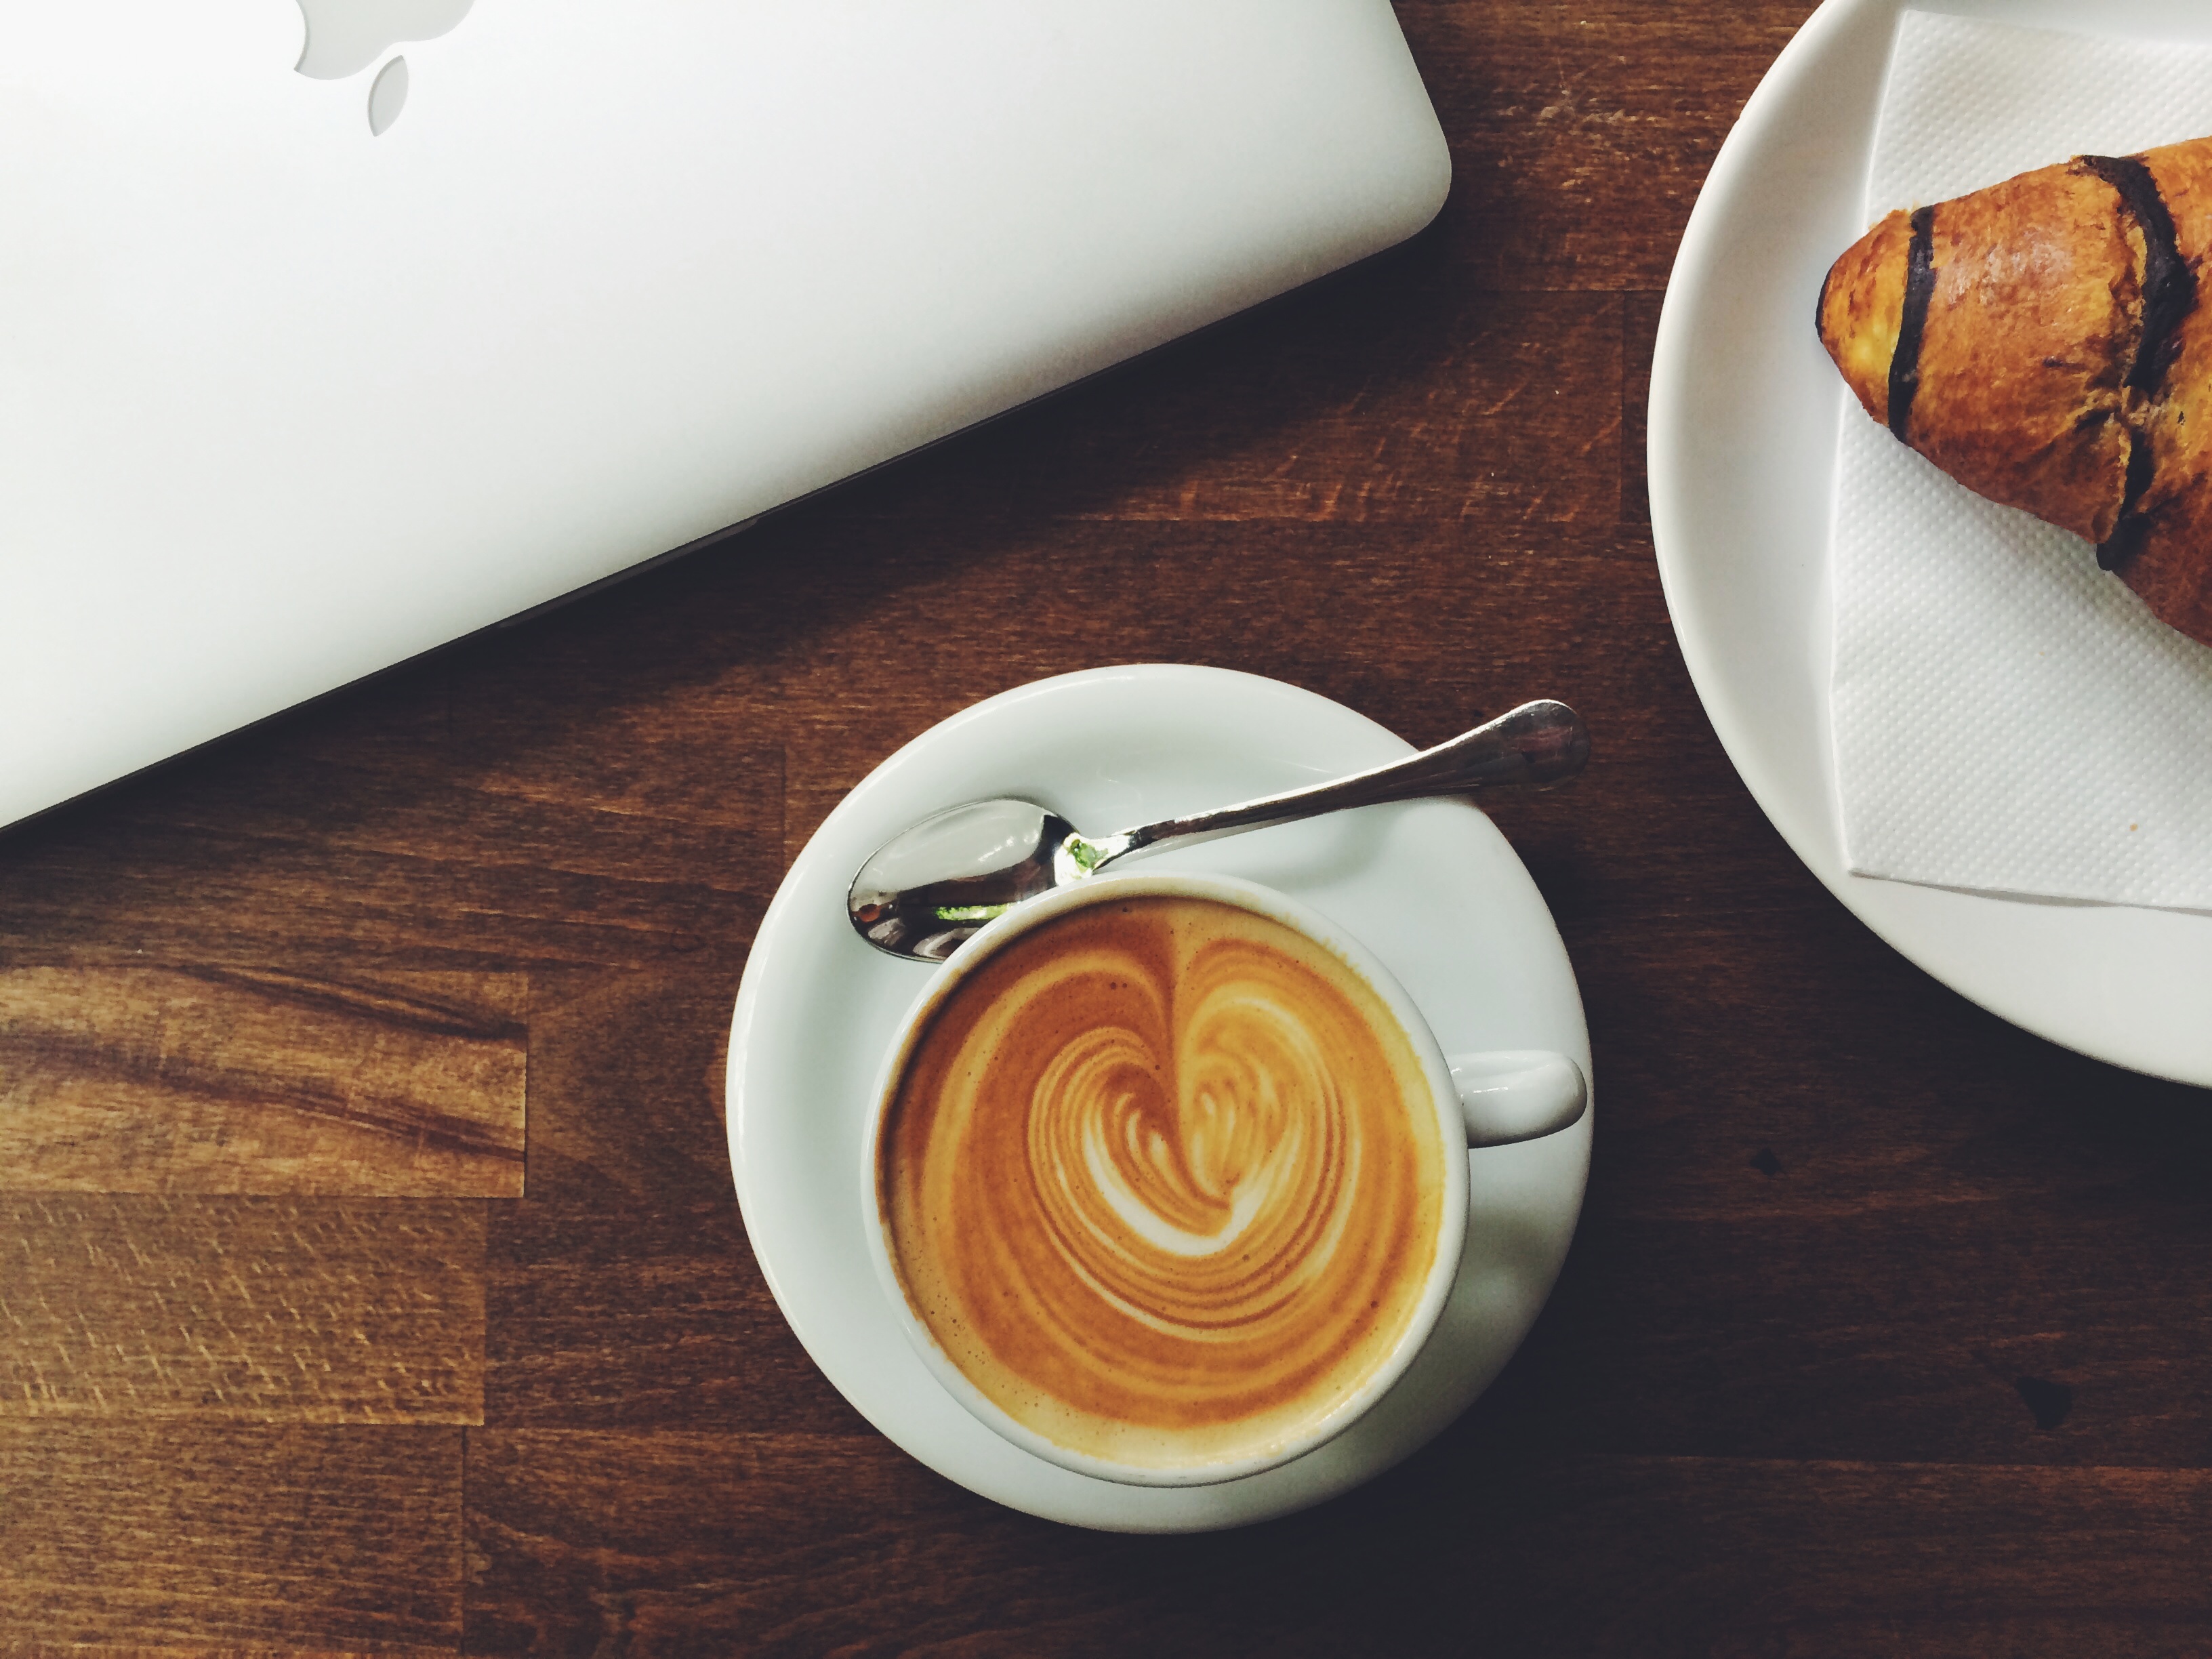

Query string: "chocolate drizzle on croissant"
[[2078, 153, 2196, 569], [1818, 138, 2212, 649], [1887, 206, 1940, 441], [2080, 155, 2194, 397]]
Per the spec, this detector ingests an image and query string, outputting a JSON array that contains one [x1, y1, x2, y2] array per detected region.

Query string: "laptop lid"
[[0, 0, 1448, 829]]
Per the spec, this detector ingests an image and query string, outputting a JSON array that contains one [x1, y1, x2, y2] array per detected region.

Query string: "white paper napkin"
[[1830, 10, 2212, 912]]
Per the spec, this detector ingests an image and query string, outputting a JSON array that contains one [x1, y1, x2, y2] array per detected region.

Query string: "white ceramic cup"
[[861, 870, 1589, 1488]]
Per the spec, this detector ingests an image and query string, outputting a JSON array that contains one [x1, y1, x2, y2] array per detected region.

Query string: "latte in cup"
[[876, 891, 1450, 1477]]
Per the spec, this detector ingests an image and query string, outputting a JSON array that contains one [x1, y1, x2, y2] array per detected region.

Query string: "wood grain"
[[0, 1196, 485, 1422], [0, 726, 779, 974], [817, 281, 1623, 527], [0, 1422, 460, 1653], [462, 1429, 2212, 1656], [1483, 901, 2212, 1473], [0, 968, 524, 1197], [483, 971, 859, 1432], [1401, 0, 1814, 291]]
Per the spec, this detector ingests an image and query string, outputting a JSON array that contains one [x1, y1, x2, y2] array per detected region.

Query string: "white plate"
[[1650, 0, 2212, 1088], [725, 665, 1591, 1532]]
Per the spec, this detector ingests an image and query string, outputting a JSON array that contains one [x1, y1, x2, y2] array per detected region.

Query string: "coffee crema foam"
[[880, 894, 1448, 1472]]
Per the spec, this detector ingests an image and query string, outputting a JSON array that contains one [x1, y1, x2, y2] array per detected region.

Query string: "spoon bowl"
[[848, 698, 1588, 960]]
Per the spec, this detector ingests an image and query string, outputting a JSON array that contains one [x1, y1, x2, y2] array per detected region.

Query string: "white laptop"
[[0, 1, 1448, 830]]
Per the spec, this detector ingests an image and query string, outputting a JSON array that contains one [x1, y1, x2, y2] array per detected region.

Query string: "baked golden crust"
[[2117, 140, 2212, 646], [1818, 140, 2212, 649], [1909, 161, 2137, 544], [1818, 207, 1912, 428]]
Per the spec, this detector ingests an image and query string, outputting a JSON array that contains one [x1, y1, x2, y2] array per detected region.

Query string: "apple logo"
[[293, 0, 476, 135]]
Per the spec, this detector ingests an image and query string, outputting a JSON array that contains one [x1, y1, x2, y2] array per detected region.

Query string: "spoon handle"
[[1111, 699, 1589, 863]]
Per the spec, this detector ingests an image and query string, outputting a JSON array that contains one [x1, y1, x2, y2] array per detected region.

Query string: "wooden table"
[[7, 4, 2211, 1652]]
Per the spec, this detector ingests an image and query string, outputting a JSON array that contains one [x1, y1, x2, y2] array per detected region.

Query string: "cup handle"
[[1448, 1050, 1589, 1148]]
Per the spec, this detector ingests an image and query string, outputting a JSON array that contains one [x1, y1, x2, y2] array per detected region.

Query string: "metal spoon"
[[847, 699, 1589, 960]]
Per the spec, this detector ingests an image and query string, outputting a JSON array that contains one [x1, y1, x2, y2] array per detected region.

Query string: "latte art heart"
[[882, 895, 1448, 1473]]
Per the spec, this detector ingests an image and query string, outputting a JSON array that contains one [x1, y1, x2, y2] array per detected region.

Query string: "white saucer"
[[1650, 0, 2212, 1088], [725, 665, 1591, 1532]]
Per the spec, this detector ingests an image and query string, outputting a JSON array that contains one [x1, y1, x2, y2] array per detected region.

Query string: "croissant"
[[1817, 138, 2212, 648]]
